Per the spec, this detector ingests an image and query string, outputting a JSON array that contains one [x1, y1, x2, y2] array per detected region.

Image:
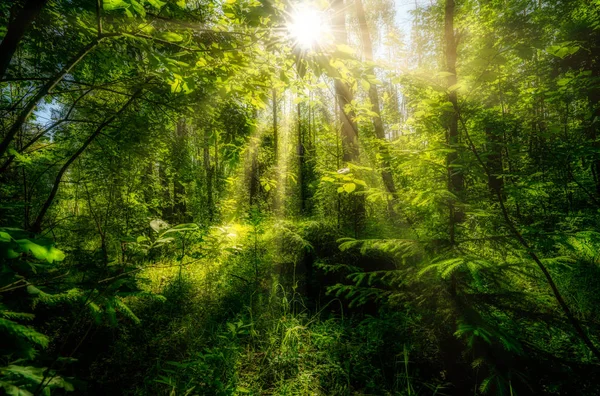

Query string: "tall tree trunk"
[[249, 150, 258, 206], [142, 160, 155, 214], [332, 0, 358, 163], [204, 129, 214, 221], [298, 102, 305, 212], [31, 87, 143, 232], [588, 72, 600, 196], [159, 162, 172, 222], [444, 0, 464, 243], [173, 118, 188, 223], [332, 0, 364, 235], [442, 3, 468, 390], [355, 0, 397, 196], [0, 0, 49, 79], [485, 120, 504, 199], [273, 88, 278, 160]]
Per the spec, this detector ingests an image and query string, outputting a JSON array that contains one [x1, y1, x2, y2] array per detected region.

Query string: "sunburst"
[[286, 3, 332, 50]]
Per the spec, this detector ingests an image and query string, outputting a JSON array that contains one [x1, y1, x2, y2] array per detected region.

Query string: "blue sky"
[[394, 0, 419, 36]]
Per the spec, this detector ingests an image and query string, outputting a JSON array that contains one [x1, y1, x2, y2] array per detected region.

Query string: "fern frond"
[[114, 298, 141, 325], [0, 318, 49, 349]]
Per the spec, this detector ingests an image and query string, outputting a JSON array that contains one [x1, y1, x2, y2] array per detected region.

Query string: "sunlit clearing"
[[287, 4, 330, 49]]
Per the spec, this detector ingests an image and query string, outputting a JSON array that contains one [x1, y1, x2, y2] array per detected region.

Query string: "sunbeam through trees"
[[1, 0, 600, 394]]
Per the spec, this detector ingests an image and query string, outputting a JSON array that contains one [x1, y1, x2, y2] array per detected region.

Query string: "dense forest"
[[1, 0, 600, 394]]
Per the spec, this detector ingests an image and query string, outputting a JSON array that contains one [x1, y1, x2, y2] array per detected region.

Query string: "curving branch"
[[457, 111, 600, 361], [0, 88, 93, 172], [31, 84, 147, 233]]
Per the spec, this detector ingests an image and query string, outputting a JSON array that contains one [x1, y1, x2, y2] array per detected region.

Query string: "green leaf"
[[103, 0, 129, 11], [343, 183, 356, 193], [159, 32, 183, 43], [147, 0, 166, 9], [150, 219, 170, 232], [0, 231, 11, 242], [14, 239, 65, 263], [129, 0, 146, 16], [547, 43, 580, 59], [0, 317, 49, 348]]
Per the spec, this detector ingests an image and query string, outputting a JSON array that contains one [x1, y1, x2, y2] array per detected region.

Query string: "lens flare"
[[287, 4, 330, 49]]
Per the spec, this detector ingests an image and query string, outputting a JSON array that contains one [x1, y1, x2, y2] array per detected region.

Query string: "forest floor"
[[80, 217, 442, 395]]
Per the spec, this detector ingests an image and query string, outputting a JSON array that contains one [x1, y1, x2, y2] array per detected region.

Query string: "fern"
[[327, 284, 390, 307], [0, 364, 74, 395], [338, 238, 422, 258], [0, 318, 49, 352]]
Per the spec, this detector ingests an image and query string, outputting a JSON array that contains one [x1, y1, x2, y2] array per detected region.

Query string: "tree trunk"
[[298, 102, 305, 212], [273, 88, 278, 160], [443, 3, 467, 386], [444, 0, 464, 243], [332, 0, 364, 236], [173, 118, 188, 223], [204, 129, 214, 221], [485, 121, 504, 198], [355, 0, 397, 196], [142, 160, 155, 214], [332, 0, 359, 163], [249, 150, 258, 206], [159, 162, 172, 222], [0, 0, 49, 79], [588, 72, 600, 197]]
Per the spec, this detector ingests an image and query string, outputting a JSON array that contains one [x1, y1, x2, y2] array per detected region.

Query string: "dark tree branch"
[[0, 0, 49, 79], [457, 111, 600, 361], [31, 84, 147, 232]]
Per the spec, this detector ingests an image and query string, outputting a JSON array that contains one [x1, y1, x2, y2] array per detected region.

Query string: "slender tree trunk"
[[30, 87, 143, 232], [485, 117, 504, 198], [273, 88, 278, 160], [173, 119, 187, 223], [0, 0, 49, 79], [22, 162, 30, 229], [214, 131, 219, 192], [249, 150, 258, 206], [332, 0, 364, 235], [159, 162, 172, 222], [204, 129, 214, 221], [588, 73, 600, 196], [355, 0, 397, 196], [298, 102, 305, 212], [142, 160, 154, 213], [444, 0, 464, 243], [332, 0, 358, 163], [442, 3, 469, 390]]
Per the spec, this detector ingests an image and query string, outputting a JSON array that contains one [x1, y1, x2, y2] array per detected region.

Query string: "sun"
[[286, 4, 331, 50]]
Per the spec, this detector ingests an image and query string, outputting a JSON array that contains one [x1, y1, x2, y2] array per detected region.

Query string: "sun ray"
[[286, 3, 333, 50]]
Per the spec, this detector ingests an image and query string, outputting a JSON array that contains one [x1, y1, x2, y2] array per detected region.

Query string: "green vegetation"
[[1, 0, 600, 394]]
